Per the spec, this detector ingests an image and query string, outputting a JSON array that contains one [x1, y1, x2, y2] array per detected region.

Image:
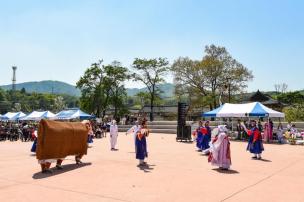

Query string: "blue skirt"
[[87, 135, 93, 143], [247, 137, 264, 154], [201, 134, 211, 150], [31, 139, 37, 153], [136, 136, 148, 160], [196, 133, 203, 149]]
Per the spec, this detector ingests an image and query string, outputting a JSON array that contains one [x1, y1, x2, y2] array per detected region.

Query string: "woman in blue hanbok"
[[196, 121, 204, 151], [136, 121, 149, 166], [244, 120, 264, 160], [201, 121, 212, 154]]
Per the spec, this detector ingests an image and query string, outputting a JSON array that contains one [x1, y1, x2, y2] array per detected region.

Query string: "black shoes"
[[56, 165, 63, 170]]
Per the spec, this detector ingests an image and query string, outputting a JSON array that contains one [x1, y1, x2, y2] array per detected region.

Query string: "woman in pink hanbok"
[[263, 122, 269, 142], [208, 125, 231, 170]]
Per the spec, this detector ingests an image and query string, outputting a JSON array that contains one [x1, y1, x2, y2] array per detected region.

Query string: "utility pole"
[[12, 66, 17, 91], [11, 66, 17, 107]]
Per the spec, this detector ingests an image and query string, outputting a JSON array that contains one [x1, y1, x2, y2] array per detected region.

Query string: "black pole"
[[228, 83, 231, 103]]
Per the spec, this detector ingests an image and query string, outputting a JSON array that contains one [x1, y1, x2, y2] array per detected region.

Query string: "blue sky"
[[0, 0, 303, 92]]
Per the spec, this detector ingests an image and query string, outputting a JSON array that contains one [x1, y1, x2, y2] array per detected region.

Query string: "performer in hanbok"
[[201, 121, 212, 154], [135, 120, 149, 166], [30, 130, 38, 153], [263, 122, 269, 142], [82, 120, 94, 146], [196, 121, 204, 151], [110, 120, 119, 151], [277, 123, 284, 144], [245, 120, 264, 160], [208, 125, 231, 170], [126, 120, 141, 152], [269, 119, 274, 141]]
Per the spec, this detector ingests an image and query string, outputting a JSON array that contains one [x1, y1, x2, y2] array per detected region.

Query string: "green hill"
[[126, 83, 175, 98], [0, 81, 175, 98], [0, 80, 81, 96]]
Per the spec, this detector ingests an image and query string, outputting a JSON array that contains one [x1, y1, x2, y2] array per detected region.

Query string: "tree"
[[106, 61, 129, 119], [20, 87, 26, 94], [277, 91, 304, 105], [77, 60, 129, 118], [53, 96, 66, 112], [171, 45, 253, 110], [274, 83, 288, 94], [132, 58, 170, 121], [283, 104, 304, 121], [136, 92, 150, 108], [0, 89, 10, 113]]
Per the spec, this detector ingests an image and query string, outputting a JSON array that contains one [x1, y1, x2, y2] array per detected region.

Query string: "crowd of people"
[[193, 120, 265, 170], [192, 118, 304, 170], [236, 120, 303, 144], [0, 119, 111, 142], [0, 121, 38, 141]]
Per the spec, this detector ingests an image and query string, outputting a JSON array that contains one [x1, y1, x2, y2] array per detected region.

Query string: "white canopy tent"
[[1, 112, 27, 121], [21, 111, 56, 121], [203, 102, 285, 118]]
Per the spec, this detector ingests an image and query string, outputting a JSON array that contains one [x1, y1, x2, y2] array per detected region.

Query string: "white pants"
[[110, 134, 118, 149]]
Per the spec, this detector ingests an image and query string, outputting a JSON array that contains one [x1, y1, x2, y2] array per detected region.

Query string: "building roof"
[[142, 105, 178, 113]]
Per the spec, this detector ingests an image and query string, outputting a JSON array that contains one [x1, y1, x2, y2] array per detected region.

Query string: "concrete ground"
[[0, 133, 304, 202]]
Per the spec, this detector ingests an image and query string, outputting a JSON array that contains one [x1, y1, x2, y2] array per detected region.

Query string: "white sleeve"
[[126, 126, 134, 134]]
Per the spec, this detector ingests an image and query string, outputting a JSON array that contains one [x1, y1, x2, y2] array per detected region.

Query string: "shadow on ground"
[[137, 164, 156, 173], [32, 162, 92, 179], [212, 168, 239, 174], [259, 158, 272, 162]]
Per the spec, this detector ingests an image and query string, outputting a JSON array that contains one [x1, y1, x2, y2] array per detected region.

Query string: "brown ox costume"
[[36, 120, 89, 174]]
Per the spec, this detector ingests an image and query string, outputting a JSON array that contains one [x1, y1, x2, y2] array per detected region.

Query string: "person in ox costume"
[[208, 125, 231, 170], [244, 120, 264, 160], [135, 121, 149, 166], [201, 121, 212, 154]]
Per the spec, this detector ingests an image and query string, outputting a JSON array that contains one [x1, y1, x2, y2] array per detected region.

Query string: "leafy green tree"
[[0, 89, 10, 113], [20, 87, 26, 94], [136, 92, 150, 108], [52, 96, 66, 112], [277, 91, 304, 105], [106, 61, 129, 119], [77, 60, 129, 118], [132, 58, 170, 121], [283, 104, 304, 121], [171, 45, 253, 110]]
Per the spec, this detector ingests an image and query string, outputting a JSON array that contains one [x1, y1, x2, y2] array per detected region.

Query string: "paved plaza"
[[0, 133, 304, 202]]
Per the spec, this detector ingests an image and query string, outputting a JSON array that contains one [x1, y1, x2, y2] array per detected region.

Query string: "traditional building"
[[244, 90, 285, 111]]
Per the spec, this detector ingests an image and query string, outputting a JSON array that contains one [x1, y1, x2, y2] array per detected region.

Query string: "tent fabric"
[[202, 102, 285, 118], [21, 111, 56, 121], [55, 109, 94, 120], [1, 112, 27, 121]]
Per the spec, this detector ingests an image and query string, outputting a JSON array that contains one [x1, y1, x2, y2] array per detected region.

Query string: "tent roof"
[[203, 102, 285, 118], [2, 112, 27, 120], [22, 111, 56, 120], [55, 109, 94, 120]]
